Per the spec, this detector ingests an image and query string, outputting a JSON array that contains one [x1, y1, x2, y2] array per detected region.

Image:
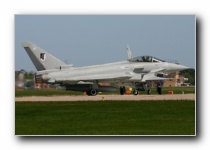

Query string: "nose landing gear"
[[133, 89, 138, 95]]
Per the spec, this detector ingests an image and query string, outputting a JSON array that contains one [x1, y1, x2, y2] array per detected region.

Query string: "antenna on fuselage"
[[126, 44, 133, 60]]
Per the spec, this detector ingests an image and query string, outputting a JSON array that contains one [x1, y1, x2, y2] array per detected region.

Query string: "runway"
[[15, 94, 195, 102]]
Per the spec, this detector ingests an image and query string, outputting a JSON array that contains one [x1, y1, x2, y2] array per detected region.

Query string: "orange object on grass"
[[168, 90, 173, 94]]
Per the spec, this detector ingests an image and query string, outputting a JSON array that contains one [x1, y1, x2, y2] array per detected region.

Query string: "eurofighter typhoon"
[[22, 42, 189, 96]]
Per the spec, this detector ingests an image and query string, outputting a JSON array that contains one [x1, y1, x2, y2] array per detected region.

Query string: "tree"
[[179, 69, 195, 85]]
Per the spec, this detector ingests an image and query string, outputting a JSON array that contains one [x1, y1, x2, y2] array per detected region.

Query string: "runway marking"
[[15, 94, 195, 102]]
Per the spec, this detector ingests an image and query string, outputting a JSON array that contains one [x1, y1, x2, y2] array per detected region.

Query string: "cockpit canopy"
[[129, 56, 165, 63]]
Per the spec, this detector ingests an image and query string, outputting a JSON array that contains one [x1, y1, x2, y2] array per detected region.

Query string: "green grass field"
[[15, 86, 195, 97], [15, 100, 195, 135]]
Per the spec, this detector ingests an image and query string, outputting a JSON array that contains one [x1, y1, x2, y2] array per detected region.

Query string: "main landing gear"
[[120, 86, 126, 95], [86, 89, 98, 96], [86, 80, 99, 96]]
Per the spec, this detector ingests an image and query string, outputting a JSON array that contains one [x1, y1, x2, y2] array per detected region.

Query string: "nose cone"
[[169, 63, 190, 71]]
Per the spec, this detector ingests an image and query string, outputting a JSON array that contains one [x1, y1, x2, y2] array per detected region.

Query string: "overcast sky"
[[15, 15, 195, 71]]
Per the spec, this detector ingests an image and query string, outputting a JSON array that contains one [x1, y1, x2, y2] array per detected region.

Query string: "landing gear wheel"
[[86, 89, 97, 96], [133, 89, 138, 95], [90, 89, 97, 96]]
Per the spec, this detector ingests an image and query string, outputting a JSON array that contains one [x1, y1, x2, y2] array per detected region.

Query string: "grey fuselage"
[[37, 60, 184, 87]]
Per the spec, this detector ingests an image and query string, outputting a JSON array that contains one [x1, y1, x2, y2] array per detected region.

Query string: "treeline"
[[16, 69, 34, 80]]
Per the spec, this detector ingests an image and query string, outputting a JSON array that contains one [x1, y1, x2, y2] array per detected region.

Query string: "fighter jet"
[[22, 42, 189, 96]]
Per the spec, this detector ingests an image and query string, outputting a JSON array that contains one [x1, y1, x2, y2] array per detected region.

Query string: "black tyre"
[[90, 89, 97, 96], [133, 89, 138, 95], [120, 86, 126, 95], [86, 90, 91, 96]]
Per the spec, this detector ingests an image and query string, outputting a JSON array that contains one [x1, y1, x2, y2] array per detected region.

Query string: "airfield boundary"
[[15, 94, 195, 102]]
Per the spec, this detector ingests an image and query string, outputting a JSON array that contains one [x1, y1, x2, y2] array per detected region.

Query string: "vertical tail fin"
[[22, 42, 66, 71]]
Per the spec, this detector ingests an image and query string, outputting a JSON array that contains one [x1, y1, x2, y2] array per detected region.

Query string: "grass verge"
[[15, 100, 195, 135]]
